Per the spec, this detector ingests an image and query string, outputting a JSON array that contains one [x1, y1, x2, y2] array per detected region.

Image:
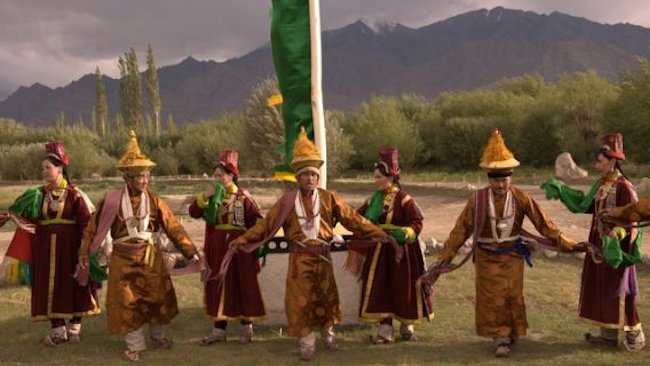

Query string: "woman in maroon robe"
[[6, 141, 99, 346], [189, 150, 265, 344], [580, 134, 644, 351], [356, 147, 433, 344]]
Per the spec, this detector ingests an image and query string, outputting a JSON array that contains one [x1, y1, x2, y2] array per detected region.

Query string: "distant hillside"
[[2, 6, 650, 126]]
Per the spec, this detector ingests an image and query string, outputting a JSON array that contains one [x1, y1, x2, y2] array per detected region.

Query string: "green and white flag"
[[270, 0, 327, 186]]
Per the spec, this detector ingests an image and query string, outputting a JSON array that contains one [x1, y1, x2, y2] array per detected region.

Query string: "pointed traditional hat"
[[219, 150, 239, 177], [290, 127, 323, 175], [116, 130, 156, 173], [479, 129, 520, 171]]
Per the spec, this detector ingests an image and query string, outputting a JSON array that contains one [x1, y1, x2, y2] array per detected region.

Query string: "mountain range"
[[2, 6, 650, 126]]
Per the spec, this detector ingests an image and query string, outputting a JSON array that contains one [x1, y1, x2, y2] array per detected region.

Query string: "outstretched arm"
[[520, 191, 576, 251], [438, 195, 474, 263]]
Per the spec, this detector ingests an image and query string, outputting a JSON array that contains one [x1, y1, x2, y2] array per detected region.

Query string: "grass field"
[[0, 256, 649, 365]]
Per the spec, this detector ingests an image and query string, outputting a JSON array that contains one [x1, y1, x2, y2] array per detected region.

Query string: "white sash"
[[295, 189, 320, 240], [118, 188, 153, 243]]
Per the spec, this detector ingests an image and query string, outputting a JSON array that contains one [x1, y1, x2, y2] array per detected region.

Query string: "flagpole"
[[309, 0, 327, 188]]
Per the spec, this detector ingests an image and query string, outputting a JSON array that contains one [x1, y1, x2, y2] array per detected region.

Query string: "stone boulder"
[[555, 152, 588, 180]]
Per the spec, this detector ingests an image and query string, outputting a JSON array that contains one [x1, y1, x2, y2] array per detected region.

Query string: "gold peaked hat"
[[116, 130, 157, 172], [290, 127, 323, 174], [479, 129, 520, 170]]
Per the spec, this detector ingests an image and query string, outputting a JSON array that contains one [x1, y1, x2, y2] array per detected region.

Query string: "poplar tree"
[[145, 44, 162, 137], [118, 48, 144, 132], [95, 67, 108, 136]]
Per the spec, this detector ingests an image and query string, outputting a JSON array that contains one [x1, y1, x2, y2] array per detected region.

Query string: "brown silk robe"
[[234, 188, 387, 337], [579, 176, 641, 331], [188, 190, 265, 322], [439, 186, 575, 338], [28, 184, 100, 321], [357, 188, 433, 324], [80, 189, 198, 334]]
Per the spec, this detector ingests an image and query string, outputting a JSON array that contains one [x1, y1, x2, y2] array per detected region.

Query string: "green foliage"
[[0, 143, 43, 180], [94, 67, 108, 137], [241, 77, 285, 174], [6, 63, 650, 180], [174, 114, 245, 175], [145, 44, 162, 137], [325, 111, 354, 177], [605, 59, 650, 162], [345, 95, 424, 169], [118, 48, 144, 132]]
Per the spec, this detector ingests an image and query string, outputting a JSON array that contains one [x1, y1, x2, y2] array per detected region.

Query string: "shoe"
[[624, 330, 646, 352], [200, 328, 226, 346], [150, 337, 172, 349], [495, 344, 511, 358], [369, 334, 394, 344], [324, 337, 339, 351], [400, 324, 416, 341], [299, 348, 314, 361], [123, 349, 145, 362], [584, 332, 617, 347], [43, 327, 68, 347], [68, 334, 81, 344], [239, 324, 253, 343], [67, 323, 81, 344]]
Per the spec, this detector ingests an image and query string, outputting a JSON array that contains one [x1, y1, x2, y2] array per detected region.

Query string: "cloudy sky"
[[1, 0, 649, 98]]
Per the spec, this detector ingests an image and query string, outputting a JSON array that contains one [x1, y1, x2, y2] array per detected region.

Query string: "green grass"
[[1, 257, 649, 365]]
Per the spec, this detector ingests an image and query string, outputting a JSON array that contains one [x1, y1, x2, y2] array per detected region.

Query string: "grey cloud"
[[0, 0, 649, 94]]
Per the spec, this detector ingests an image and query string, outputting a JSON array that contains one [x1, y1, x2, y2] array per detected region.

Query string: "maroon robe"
[[189, 190, 265, 322], [579, 176, 641, 331], [357, 188, 433, 324], [30, 184, 100, 320]]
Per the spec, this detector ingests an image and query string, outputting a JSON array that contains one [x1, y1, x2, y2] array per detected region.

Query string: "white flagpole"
[[309, 0, 327, 188]]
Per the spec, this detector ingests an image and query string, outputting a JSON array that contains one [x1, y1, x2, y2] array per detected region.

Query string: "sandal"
[[123, 350, 144, 362]]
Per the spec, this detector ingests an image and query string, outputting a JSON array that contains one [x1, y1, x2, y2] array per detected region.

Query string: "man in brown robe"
[[228, 129, 390, 361], [437, 129, 579, 357], [78, 131, 200, 361]]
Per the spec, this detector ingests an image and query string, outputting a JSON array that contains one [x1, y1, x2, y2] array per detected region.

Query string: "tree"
[[605, 59, 650, 163], [95, 67, 108, 136], [54, 111, 67, 130], [118, 48, 144, 132], [345, 96, 424, 169], [145, 44, 162, 137], [555, 70, 618, 163], [165, 114, 177, 135], [241, 78, 285, 173]]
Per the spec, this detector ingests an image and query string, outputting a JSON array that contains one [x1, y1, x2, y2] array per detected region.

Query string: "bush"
[[345, 96, 424, 169]]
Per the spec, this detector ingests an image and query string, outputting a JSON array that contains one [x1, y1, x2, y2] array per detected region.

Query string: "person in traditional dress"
[[226, 128, 395, 361], [542, 133, 644, 351], [189, 150, 265, 344], [438, 129, 579, 357], [77, 131, 200, 362], [355, 147, 432, 343], [3, 141, 99, 346]]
